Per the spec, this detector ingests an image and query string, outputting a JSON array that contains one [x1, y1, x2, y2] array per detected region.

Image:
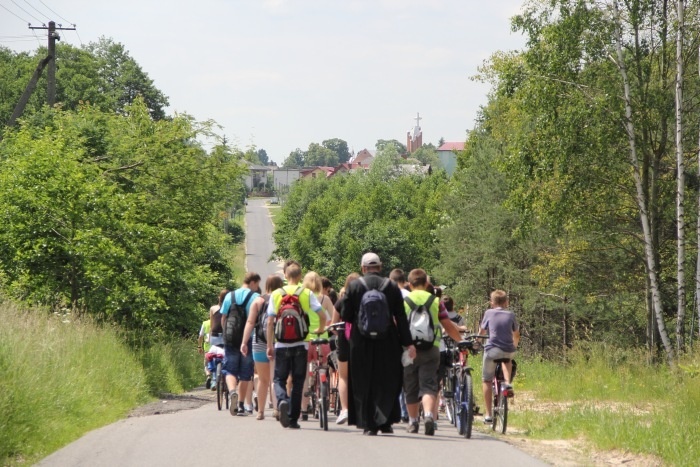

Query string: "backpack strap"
[[404, 297, 417, 310], [424, 294, 436, 310], [238, 289, 254, 309], [359, 276, 389, 292], [293, 286, 303, 297]]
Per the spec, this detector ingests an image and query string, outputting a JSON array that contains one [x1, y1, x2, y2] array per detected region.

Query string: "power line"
[[38, 0, 73, 26], [73, 29, 83, 46], [0, 3, 30, 23], [10, 0, 44, 24], [22, 0, 50, 22]]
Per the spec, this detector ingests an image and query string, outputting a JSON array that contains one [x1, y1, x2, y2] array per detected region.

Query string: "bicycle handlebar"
[[326, 322, 345, 332]]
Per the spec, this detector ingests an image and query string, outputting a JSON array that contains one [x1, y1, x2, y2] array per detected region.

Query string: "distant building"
[[244, 161, 271, 191], [406, 112, 423, 153], [351, 149, 375, 167], [300, 166, 335, 179], [437, 141, 465, 176], [272, 167, 300, 191]]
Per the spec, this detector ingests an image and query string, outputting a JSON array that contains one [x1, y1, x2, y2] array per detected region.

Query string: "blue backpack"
[[356, 277, 392, 339]]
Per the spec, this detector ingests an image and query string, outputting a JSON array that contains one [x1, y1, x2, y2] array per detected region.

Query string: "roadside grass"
[[0, 302, 201, 466], [267, 203, 281, 226], [495, 345, 700, 466]]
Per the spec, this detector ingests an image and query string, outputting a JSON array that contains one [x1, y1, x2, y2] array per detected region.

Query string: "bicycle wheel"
[[494, 391, 508, 434], [444, 371, 456, 425], [454, 374, 464, 435], [320, 370, 329, 431], [216, 362, 224, 411], [461, 371, 474, 439]]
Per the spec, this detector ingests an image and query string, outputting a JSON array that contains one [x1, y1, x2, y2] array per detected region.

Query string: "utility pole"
[[28, 21, 76, 106]]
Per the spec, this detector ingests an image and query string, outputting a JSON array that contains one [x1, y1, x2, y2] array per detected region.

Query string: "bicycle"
[[326, 322, 345, 417], [305, 329, 331, 431], [490, 358, 516, 434], [205, 351, 229, 411], [449, 334, 485, 439]]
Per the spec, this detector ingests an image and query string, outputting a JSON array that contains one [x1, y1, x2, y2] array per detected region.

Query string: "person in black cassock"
[[337, 252, 416, 435]]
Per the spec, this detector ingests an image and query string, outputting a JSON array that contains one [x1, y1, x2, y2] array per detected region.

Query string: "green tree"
[[306, 142, 339, 167], [283, 148, 305, 168], [376, 139, 407, 154], [322, 138, 351, 164], [257, 148, 269, 166]]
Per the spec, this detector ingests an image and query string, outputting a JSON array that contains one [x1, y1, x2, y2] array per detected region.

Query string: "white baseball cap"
[[361, 252, 381, 267]]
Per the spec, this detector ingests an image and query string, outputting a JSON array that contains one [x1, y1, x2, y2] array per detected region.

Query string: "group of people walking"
[[198, 251, 520, 436]]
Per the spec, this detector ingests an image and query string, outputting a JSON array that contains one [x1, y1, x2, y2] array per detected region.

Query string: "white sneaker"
[[336, 409, 348, 425]]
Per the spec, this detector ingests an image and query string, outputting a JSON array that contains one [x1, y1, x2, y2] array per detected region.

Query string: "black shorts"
[[336, 332, 349, 363]]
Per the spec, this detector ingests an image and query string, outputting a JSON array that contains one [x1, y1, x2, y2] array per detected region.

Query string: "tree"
[[306, 142, 339, 167], [410, 144, 440, 168], [322, 138, 351, 164], [257, 148, 269, 166], [283, 148, 305, 167], [0, 100, 246, 334], [376, 139, 407, 154]]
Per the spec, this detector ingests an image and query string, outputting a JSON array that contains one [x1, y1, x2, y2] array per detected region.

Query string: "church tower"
[[406, 112, 423, 154]]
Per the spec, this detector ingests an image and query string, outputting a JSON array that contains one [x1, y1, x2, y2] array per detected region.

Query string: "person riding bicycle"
[[479, 289, 520, 424]]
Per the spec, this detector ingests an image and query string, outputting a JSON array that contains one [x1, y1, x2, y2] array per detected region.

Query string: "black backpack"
[[224, 290, 254, 348], [255, 294, 271, 343], [405, 295, 437, 350], [356, 277, 392, 339]]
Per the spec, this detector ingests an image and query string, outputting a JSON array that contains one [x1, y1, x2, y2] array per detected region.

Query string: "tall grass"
[[506, 344, 700, 466], [0, 303, 202, 466]]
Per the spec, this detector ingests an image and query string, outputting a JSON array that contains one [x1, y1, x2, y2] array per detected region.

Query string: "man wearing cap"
[[336, 252, 415, 435]]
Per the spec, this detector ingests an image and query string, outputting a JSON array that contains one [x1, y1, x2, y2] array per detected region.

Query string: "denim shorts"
[[482, 347, 515, 382], [223, 342, 254, 381]]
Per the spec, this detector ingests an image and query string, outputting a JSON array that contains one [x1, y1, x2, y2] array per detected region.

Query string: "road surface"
[[38, 199, 547, 467]]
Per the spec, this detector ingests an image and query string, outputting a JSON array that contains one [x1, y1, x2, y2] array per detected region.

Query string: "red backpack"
[[273, 287, 310, 343]]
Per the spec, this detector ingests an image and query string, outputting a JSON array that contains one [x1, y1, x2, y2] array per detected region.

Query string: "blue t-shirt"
[[221, 288, 259, 318], [480, 307, 519, 353]]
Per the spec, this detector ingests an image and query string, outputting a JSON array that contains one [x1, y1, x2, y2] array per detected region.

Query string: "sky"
[[1, 0, 527, 164]]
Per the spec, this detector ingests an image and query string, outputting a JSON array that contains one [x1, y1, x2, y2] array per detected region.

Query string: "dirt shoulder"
[[128, 386, 216, 418]]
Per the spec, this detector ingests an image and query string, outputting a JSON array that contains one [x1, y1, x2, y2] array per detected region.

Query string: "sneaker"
[[301, 410, 308, 421], [424, 416, 435, 436], [279, 400, 290, 428], [502, 384, 515, 397], [288, 421, 301, 429], [484, 416, 493, 424], [229, 391, 238, 416], [210, 380, 217, 391], [205, 376, 212, 389], [407, 421, 419, 434], [336, 409, 348, 425], [244, 405, 253, 415]]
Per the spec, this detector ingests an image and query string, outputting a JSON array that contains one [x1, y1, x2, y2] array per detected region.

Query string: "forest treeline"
[[0, 39, 248, 337], [3, 1, 700, 364], [274, 0, 700, 363]]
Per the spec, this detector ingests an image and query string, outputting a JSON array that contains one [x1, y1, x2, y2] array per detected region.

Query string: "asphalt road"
[[38, 397, 546, 467], [37, 199, 547, 467], [245, 198, 284, 287]]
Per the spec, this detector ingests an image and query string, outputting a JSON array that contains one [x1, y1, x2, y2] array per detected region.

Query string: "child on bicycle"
[[479, 289, 520, 424]]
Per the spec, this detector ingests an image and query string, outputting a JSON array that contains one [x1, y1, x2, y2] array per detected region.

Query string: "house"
[[334, 162, 366, 175], [351, 149, 375, 167], [300, 166, 335, 180], [244, 161, 271, 191], [437, 142, 465, 176]]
